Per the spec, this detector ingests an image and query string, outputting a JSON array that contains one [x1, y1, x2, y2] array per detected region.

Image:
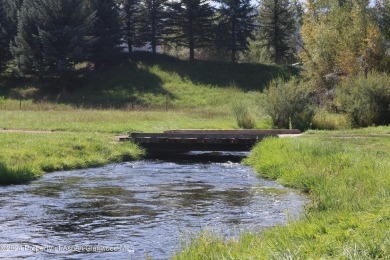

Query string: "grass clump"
[[0, 163, 37, 185], [311, 108, 351, 130], [231, 101, 255, 129], [175, 128, 390, 259], [0, 132, 144, 185]]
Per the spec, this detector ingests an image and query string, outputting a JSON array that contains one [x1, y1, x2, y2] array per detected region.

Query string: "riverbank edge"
[[0, 132, 145, 185], [1, 130, 389, 259], [173, 132, 390, 259]]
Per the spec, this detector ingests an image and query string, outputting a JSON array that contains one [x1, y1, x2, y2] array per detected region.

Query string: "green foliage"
[[232, 101, 255, 129], [118, 0, 141, 53], [138, 0, 168, 54], [11, 0, 96, 84], [215, 0, 256, 63], [166, 0, 215, 61], [240, 38, 273, 64], [90, 0, 122, 68], [375, 0, 390, 40], [301, 0, 387, 91], [257, 0, 296, 64], [0, 0, 22, 70], [335, 72, 390, 127], [263, 77, 315, 130]]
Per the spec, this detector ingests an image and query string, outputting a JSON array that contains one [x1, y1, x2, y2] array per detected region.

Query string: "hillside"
[[0, 52, 299, 111]]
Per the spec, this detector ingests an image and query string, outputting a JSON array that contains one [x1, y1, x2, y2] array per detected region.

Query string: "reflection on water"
[[0, 160, 306, 259]]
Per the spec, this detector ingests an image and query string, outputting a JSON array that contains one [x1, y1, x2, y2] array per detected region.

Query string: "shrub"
[[335, 72, 390, 127], [311, 108, 351, 130], [232, 101, 255, 129], [263, 77, 315, 130]]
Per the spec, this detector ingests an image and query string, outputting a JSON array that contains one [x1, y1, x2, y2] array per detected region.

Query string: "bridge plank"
[[126, 129, 300, 152]]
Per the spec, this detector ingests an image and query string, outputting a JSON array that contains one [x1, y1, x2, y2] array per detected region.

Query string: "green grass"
[[0, 52, 289, 185], [174, 128, 390, 259], [0, 109, 272, 133], [0, 132, 144, 185], [0, 52, 298, 111], [311, 109, 352, 130]]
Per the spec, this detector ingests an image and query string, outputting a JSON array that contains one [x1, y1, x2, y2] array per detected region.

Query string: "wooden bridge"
[[120, 129, 301, 153]]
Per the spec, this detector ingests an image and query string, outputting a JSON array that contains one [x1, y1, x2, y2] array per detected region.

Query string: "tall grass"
[[231, 101, 255, 129], [174, 129, 390, 259], [311, 108, 351, 130], [0, 132, 144, 185]]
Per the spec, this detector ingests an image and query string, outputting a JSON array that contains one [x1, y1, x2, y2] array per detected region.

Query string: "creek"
[[0, 156, 306, 259]]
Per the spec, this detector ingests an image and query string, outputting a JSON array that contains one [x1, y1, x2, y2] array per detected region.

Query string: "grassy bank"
[[0, 52, 298, 111], [0, 53, 294, 185], [174, 128, 390, 259], [0, 109, 272, 133], [0, 132, 144, 185]]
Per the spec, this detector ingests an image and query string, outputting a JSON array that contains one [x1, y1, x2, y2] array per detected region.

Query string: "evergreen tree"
[[11, 0, 96, 92], [215, 0, 256, 63], [0, 0, 22, 69], [257, 0, 296, 64], [118, 0, 141, 53], [138, 0, 168, 54], [90, 0, 122, 68], [0, 3, 6, 68], [166, 0, 215, 61]]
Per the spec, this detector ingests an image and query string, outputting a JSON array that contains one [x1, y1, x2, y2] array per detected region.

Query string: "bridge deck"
[[120, 129, 300, 153]]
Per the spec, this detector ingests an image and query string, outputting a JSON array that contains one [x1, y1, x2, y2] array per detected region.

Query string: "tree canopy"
[[11, 0, 96, 92], [257, 0, 296, 64], [166, 0, 215, 61], [216, 0, 256, 63]]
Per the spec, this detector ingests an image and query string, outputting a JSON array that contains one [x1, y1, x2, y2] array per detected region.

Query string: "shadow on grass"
[[0, 163, 36, 185], [130, 51, 300, 92], [0, 61, 172, 109], [59, 63, 171, 108], [0, 52, 299, 109]]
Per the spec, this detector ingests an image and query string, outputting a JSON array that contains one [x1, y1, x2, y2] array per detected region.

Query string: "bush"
[[335, 72, 390, 127], [311, 108, 351, 130], [232, 101, 255, 129], [263, 77, 315, 130]]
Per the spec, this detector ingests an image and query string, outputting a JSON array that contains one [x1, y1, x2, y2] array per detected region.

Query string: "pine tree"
[[118, 0, 141, 53], [138, 0, 168, 54], [90, 0, 122, 68], [0, 3, 7, 68], [11, 0, 96, 92], [166, 0, 215, 61], [0, 0, 22, 69], [215, 0, 256, 63], [257, 0, 296, 64]]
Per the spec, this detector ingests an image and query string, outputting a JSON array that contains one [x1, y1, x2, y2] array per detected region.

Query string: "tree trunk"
[[231, 49, 236, 63], [152, 18, 157, 54], [189, 46, 195, 61], [128, 37, 133, 54], [231, 20, 237, 63]]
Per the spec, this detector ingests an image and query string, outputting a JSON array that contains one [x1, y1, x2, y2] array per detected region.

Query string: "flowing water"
[[0, 158, 306, 259]]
